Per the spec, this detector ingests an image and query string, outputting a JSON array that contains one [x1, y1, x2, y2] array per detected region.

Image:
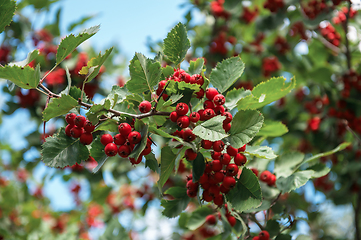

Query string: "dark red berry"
[[211, 151, 221, 160], [118, 123, 132, 136], [204, 100, 215, 109], [177, 116, 190, 128], [213, 94, 225, 106], [101, 134, 114, 146], [183, 129, 196, 142], [65, 124, 73, 137], [227, 215, 236, 227], [223, 112, 233, 124], [202, 190, 213, 202], [113, 134, 126, 145], [226, 164, 239, 177], [202, 140, 213, 149], [196, 88, 205, 99], [205, 215, 217, 225], [234, 153, 247, 166], [213, 140, 225, 152], [259, 230, 270, 240], [211, 160, 222, 172], [238, 144, 246, 152], [84, 120, 95, 133], [185, 149, 197, 161], [139, 101, 152, 113], [141, 144, 152, 156], [187, 189, 198, 198], [220, 153, 231, 165], [118, 145, 131, 158], [203, 109, 215, 120], [206, 88, 219, 100], [213, 193, 224, 206], [74, 115, 86, 128], [190, 74, 204, 86], [189, 112, 200, 123], [66, 113, 77, 125], [223, 176, 236, 189], [223, 122, 231, 132], [176, 103, 189, 116], [259, 170, 272, 183], [105, 143, 118, 157], [70, 126, 83, 138], [227, 145, 238, 156], [128, 131, 141, 144], [80, 132, 93, 145], [214, 105, 225, 115]]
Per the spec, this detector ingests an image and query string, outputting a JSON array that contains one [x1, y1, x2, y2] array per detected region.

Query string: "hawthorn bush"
[[0, 0, 360, 240]]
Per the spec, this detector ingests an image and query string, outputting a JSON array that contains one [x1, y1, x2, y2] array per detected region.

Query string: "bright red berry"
[[227, 215, 236, 227], [211, 151, 221, 160], [223, 122, 231, 132], [204, 100, 215, 109], [190, 74, 204, 86], [129, 156, 143, 165], [128, 131, 141, 144], [183, 129, 196, 142], [259, 170, 272, 183], [205, 215, 217, 225], [141, 144, 152, 156], [70, 126, 83, 138], [213, 94, 225, 106], [196, 88, 205, 99], [101, 134, 114, 146], [139, 101, 152, 113], [118, 145, 131, 158], [206, 88, 219, 100], [80, 132, 93, 145], [214, 105, 225, 115], [177, 116, 190, 128], [176, 102, 189, 116], [211, 160, 222, 172], [113, 134, 126, 145], [84, 120, 95, 133], [189, 112, 200, 123], [226, 164, 239, 177], [259, 230, 270, 240], [66, 113, 77, 125], [65, 124, 73, 137], [223, 112, 233, 124], [234, 153, 247, 166], [203, 109, 215, 120], [227, 145, 238, 156], [220, 153, 231, 166], [104, 143, 118, 157], [238, 144, 246, 152], [223, 176, 236, 189], [185, 148, 198, 161], [213, 140, 225, 152], [201, 140, 213, 149], [170, 111, 178, 122], [74, 115, 86, 128], [118, 123, 132, 136]]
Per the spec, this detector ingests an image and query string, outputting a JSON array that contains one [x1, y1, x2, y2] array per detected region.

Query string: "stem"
[[343, 0, 352, 70], [40, 64, 58, 84], [153, 81, 170, 111], [315, 33, 341, 54], [249, 214, 265, 231]]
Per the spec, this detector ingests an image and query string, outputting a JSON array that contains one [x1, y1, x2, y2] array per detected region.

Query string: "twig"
[[249, 214, 265, 231], [315, 33, 341, 54], [153, 81, 170, 111]]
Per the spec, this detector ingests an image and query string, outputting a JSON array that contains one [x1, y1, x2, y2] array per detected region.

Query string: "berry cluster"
[[289, 21, 309, 40], [262, 56, 282, 77], [263, 0, 284, 13], [319, 22, 341, 47], [240, 7, 259, 23], [333, 6, 358, 25], [274, 36, 290, 55], [100, 122, 152, 165], [16, 89, 40, 108], [253, 230, 270, 240], [302, 0, 329, 20], [209, 32, 237, 56], [65, 113, 95, 145], [210, 0, 230, 19], [259, 170, 277, 186], [204, 206, 236, 227]]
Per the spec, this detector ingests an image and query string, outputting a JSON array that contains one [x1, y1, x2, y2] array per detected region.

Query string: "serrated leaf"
[[237, 77, 296, 110], [245, 145, 277, 159], [186, 206, 213, 230], [188, 58, 204, 75], [162, 65, 174, 78], [86, 99, 111, 125], [129, 121, 148, 160], [257, 120, 288, 137], [145, 152, 159, 173], [126, 52, 162, 94], [192, 153, 205, 182], [90, 136, 108, 173], [68, 86, 89, 103], [8, 50, 39, 67], [193, 115, 228, 141], [96, 119, 119, 132], [42, 128, 89, 168], [161, 187, 190, 218], [158, 146, 177, 190], [43, 94, 78, 121], [56, 25, 100, 64], [163, 22, 190, 65], [0, 0, 16, 33], [158, 93, 183, 110], [224, 88, 251, 111], [0, 65, 40, 89], [227, 110, 264, 148], [166, 80, 200, 95], [114, 100, 138, 115], [79, 47, 113, 83], [209, 57, 245, 93], [227, 168, 262, 212], [274, 152, 305, 178]]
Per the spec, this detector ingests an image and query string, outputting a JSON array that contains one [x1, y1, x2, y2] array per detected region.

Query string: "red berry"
[[185, 149, 197, 161], [234, 153, 247, 166], [141, 144, 152, 156], [187, 189, 198, 198], [183, 129, 196, 142], [259, 170, 272, 183], [238, 144, 246, 152], [186, 180, 199, 191], [204, 100, 215, 109], [213, 193, 224, 206], [196, 88, 205, 99], [170, 111, 178, 122], [199, 173, 209, 184], [74, 115, 86, 128], [202, 140, 213, 149], [190, 74, 204, 86], [213, 140, 225, 152], [220, 184, 231, 194], [101, 134, 114, 146], [189, 112, 200, 123], [223, 176, 236, 189], [226, 164, 239, 177], [206, 88, 219, 100], [223, 122, 231, 132], [202, 190, 213, 202], [176, 103, 189, 116], [227, 145, 238, 157], [139, 101, 152, 113], [259, 230, 270, 240], [129, 156, 143, 165], [113, 134, 126, 145], [214, 105, 225, 115], [223, 112, 233, 124], [65, 124, 73, 137], [250, 168, 259, 177], [213, 94, 225, 106], [211, 160, 222, 172], [80, 132, 93, 145], [227, 215, 236, 227], [211, 151, 221, 160], [177, 116, 190, 128], [205, 215, 217, 225], [70, 126, 83, 138], [104, 143, 118, 157], [128, 131, 141, 144], [213, 171, 225, 183], [267, 174, 277, 186], [203, 109, 215, 120], [65, 113, 77, 125], [118, 145, 131, 158], [118, 123, 132, 136], [156, 80, 167, 96], [220, 153, 231, 166], [84, 120, 95, 133]]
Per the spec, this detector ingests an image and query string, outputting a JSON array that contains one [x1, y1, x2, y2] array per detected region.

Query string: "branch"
[[249, 214, 265, 231]]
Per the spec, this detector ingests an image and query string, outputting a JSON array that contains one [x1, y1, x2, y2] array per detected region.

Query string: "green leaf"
[[148, 126, 183, 142], [245, 145, 277, 159], [161, 187, 190, 218], [42, 94, 78, 121], [99, 219, 129, 240], [163, 22, 190, 65], [90, 136, 108, 174], [227, 110, 264, 148], [56, 25, 100, 64], [274, 152, 305, 178], [9, 50, 39, 68], [192, 153, 205, 182], [301, 142, 351, 166], [102, 85, 130, 108], [96, 119, 119, 132], [158, 93, 183, 110], [224, 88, 252, 111], [86, 99, 111, 125], [188, 58, 204, 75], [145, 152, 159, 174], [158, 146, 177, 190], [0, 65, 40, 89], [237, 77, 296, 110], [186, 206, 213, 230], [0, 0, 16, 33], [227, 168, 262, 212], [209, 57, 245, 93], [162, 65, 174, 78], [126, 52, 162, 94], [257, 120, 288, 137], [295, 235, 313, 240], [193, 115, 228, 141], [68, 86, 89, 103], [265, 220, 280, 237], [166, 80, 200, 95], [79, 47, 113, 83], [41, 128, 89, 168], [275, 234, 292, 240], [129, 121, 148, 160]]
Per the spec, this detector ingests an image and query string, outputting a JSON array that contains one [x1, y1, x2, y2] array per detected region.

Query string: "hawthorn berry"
[[101, 134, 114, 146], [129, 156, 143, 165], [104, 143, 118, 157], [211, 151, 221, 160], [189, 112, 200, 123], [196, 88, 205, 99], [202, 190, 213, 202], [139, 101, 152, 113], [187, 189, 198, 198], [113, 134, 126, 145], [185, 149, 197, 161], [214, 105, 225, 115], [226, 164, 239, 177], [65, 113, 77, 125], [203, 108, 215, 120], [213, 193, 224, 206], [183, 129, 196, 142], [201, 140, 213, 149], [213, 171, 224, 183], [199, 173, 209, 184], [227, 215, 236, 227], [176, 102, 189, 116], [177, 116, 190, 128], [156, 80, 167, 96], [211, 160, 222, 172], [190, 74, 204, 86], [65, 124, 73, 137], [118, 123, 132, 136], [227, 145, 238, 156], [170, 111, 178, 122], [213, 94, 225, 106], [70, 126, 83, 138], [84, 120, 95, 133], [223, 112, 233, 124], [204, 100, 215, 109], [213, 140, 225, 152], [80, 132, 93, 145], [259, 230, 270, 240], [238, 144, 246, 152], [206, 88, 219, 100], [118, 145, 131, 158], [223, 176, 236, 189], [128, 131, 141, 145], [259, 170, 272, 183], [74, 115, 86, 128], [205, 215, 217, 225], [141, 144, 152, 156], [223, 122, 231, 132], [220, 153, 231, 165], [234, 153, 247, 166]]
